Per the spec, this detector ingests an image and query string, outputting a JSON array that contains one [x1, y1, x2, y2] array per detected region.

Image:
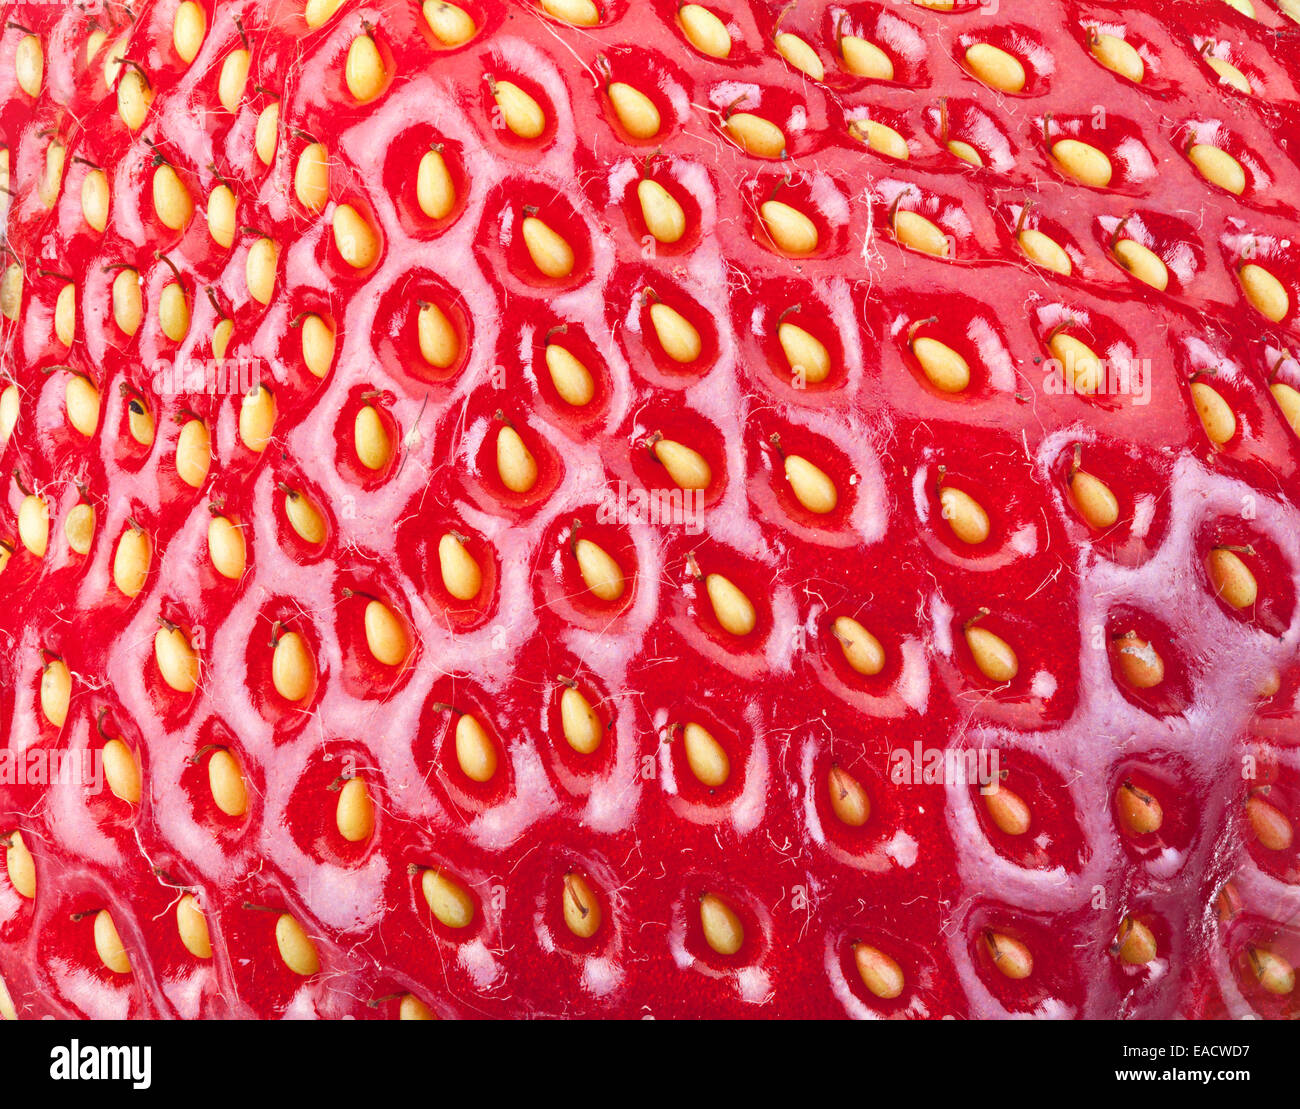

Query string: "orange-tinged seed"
[[1114, 632, 1164, 689], [562, 873, 602, 938], [1207, 547, 1257, 609], [985, 785, 1031, 835], [1249, 947, 1295, 995], [1117, 781, 1163, 835], [683, 721, 729, 787], [1116, 917, 1157, 965], [699, 892, 744, 955], [828, 766, 870, 826], [985, 931, 1032, 979], [853, 943, 904, 998], [399, 994, 435, 1020], [1246, 793, 1293, 851]]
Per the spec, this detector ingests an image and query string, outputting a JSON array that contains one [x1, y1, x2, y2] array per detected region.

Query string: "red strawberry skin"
[[0, 0, 1298, 1019]]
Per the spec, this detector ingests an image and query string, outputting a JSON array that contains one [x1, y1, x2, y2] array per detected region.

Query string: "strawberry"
[[0, 0, 1298, 1021]]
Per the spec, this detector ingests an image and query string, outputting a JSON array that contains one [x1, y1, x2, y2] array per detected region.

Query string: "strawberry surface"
[[0, 0, 1298, 1019]]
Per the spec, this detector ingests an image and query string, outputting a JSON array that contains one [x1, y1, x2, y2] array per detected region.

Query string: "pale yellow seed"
[[210, 317, 231, 361], [1206, 56, 1250, 94], [1222, 0, 1256, 17], [102, 738, 141, 804], [207, 184, 236, 248], [705, 573, 756, 636], [176, 894, 212, 959], [112, 268, 142, 336], [271, 631, 314, 702], [493, 80, 546, 140], [301, 314, 335, 378], [294, 143, 330, 211], [575, 538, 624, 601], [208, 516, 246, 579], [562, 873, 602, 938], [725, 112, 785, 158], [305, 0, 346, 30], [418, 302, 459, 369], [438, 532, 482, 600], [783, 454, 837, 514], [761, 200, 818, 255], [173, 1, 206, 64], [609, 82, 660, 139], [546, 343, 595, 405], [940, 486, 989, 544], [699, 893, 743, 955], [1191, 380, 1236, 445], [522, 215, 575, 279], [638, 179, 686, 243], [852, 119, 908, 160], [542, 0, 600, 22], [38, 140, 66, 208], [678, 4, 731, 58], [1207, 548, 1257, 609], [1090, 33, 1144, 83], [364, 600, 409, 666], [421, 868, 474, 929], [15, 34, 43, 97], [175, 419, 211, 488], [417, 148, 455, 219], [103, 33, 128, 87], [399, 995, 435, 1020], [965, 43, 1026, 93], [82, 168, 110, 233], [285, 489, 327, 545], [118, 69, 152, 131], [39, 658, 69, 727], [4, 831, 35, 899], [207, 748, 247, 816], [1052, 139, 1113, 188], [496, 425, 538, 492], [965, 624, 1018, 683], [560, 686, 602, 755], [112, 528, 150, 598], [245, 237, 278, 305], [779, 322, 830, 384], [455, 713, 498, 782], [1249, 948, 1295, 996], [94, 910, 132, 975], [423, 1, 477, 46], [86, 29, 108, 67], [18, 495, 48, 558], [649, 302, 702, 363], [345, 34, 386, 102], [828, 766, 871, 826], [854, 944, 904, 998], [65, 375, 99, 437], [159, 283, 190, 343], [239, 385, 276, 452], [1113, 238, 1168, 291], [985, 786, 1031, 835], [1270, 381, 1300, 435], [1239, 264, 1289, 323], [913, 336, 969, 393], [218, 48, 250, 113], [893, 210, 949, 257], [127, 398, 154, 448], [832, 616, 885, 676], [54, 283, 75, 347], [255, 102, 279, 166], [0, 264, 21, 321], [1247, 795, 1293, 851], [276, 914, 320, 976], [64, 503, 95, 556], [840, 36, 894, 80], [774, 32, 823, 81], [1019, 228, 1071, 275], [332, 203, 380, 269], [1070, 469, 1118, 529], [0, 385, 17, 444], [1049, 332, 1103, 394], [155, 626, 199, 693], [354, 404, 393, 471], [1189, 144, 1246, 195], [336, 777, 375, 843], [683, 721, 729, 787], [153, 163, 193, 230], [654, 438, 711, 490]]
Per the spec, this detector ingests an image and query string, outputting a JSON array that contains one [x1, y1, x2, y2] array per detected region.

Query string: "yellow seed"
[[418, 301, 459, 369], [305, 0, 346, 29], [117, 68, 152, 131], [985, 786, 1031, 835], [965, 625, 1018, 683], [354, 404, 393, 471], [784, 454, 837, 513], [964, 43, 1026, 93], [421, 868, 475, 929], [127, 397, 154, 447], [399, 995, 435, 1020], [332, 203, 380, 269], [638, 179, 686, 243], [204, 516, 245, 580], [94, 910, 132, 975], [271, 631, 314, 702], [294, 143, 330, 211], [893, 210, 949, 257], [1069, 469, 1118, 529], [761, 200, 818, 255], [542, 0, 600, 23], [336, 777, 375, 842], [683, 721, 729, 787], [1117, 781, 1162, 835], [152, 163, 193, 231], [560, 686, 602, 754], [779, 322, 830, 384], [1222, 0, 1256, 17], [774, 32, 823, 81], [173, 1, 206, 63], [828, 765, 871, 826], [18, 495, 48, 558], [1191, 381, 1236, 445], [423, 1, 477, 46], [562, 873, 602, 938], [840, 36, 893, 80], [239, 385, 276, 452], [53, 283, 75, 347], [39, 658, 70, 728], [654, 438, 711, 490], [853, 944, 904, 998], [214, 322, 234, 361], [1248, 947, 1294, 996], [940, 486, 989, 544], [699, 893, 744, 955], [0, 385, 17, 444], [65, 503, 95, 556], [546, 343, 596, 405], [1189, 144, 1246, 195], [345, 34, 386, 102], [496, 425, 538, 492], [364, 600, 409, 666], [207, 748, 246, 816], [492, 80, 546, 140], [1049, 332, 1103, 394], [985, 931, 1032, 979], [255, 102, 279, 166], [175, 419, 211, 488], [15, 34, 43, 96], [725, 112, 785, 158], [1114, 632, 1164, 689], [81, 168, 110, 233], [433, 530, 481, 601], [159, 283, 190, 342], [1239, 263, 1289, 322], [112, 528, 151, 597], [1019, 228, 1071, 275], [1090, 32, 1144, 83], [245, 237, 278, 305], [103, 34, 129, 88], [678, 4, 730, 58], [284, 489, 327, 545], [38, 139, 65, 209], [102, 738, 141, 804], [522, 215, 575, 279], [1112, 916, 1157, 965], [417, 148, 456, 219], [649, 302, 702, 363], [1246, 794, 1293, 851], [155, 626, 199, 693], [301, 314, 335, 378], [218, 48, 250, 112], [176, 894, 212, 959], [1270, 381, 1300, 435], [832, 616, 885, 676], [609, 82, 660, 139], [575, 538, 624, 601], [705, 573, 755, 636], [207, 184, 236, 248], [4, 831, 35, 899], [1113, 238, 1168, 291], [1207, 547, 1256, 609], [851, 119, 908, 160], [276, 914, 320, 976], [0, 264, 21, 321], [112, 268, 142, 336], [913, 336, 969, 393], [1052, 139, 1113, 187], [1206, 56, 1250, 93], [86, 29, 107, 66], [454, 713, 498, 782]]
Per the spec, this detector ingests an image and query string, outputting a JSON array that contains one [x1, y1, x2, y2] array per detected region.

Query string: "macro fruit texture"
[[0, 0, 1298, 1020]]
